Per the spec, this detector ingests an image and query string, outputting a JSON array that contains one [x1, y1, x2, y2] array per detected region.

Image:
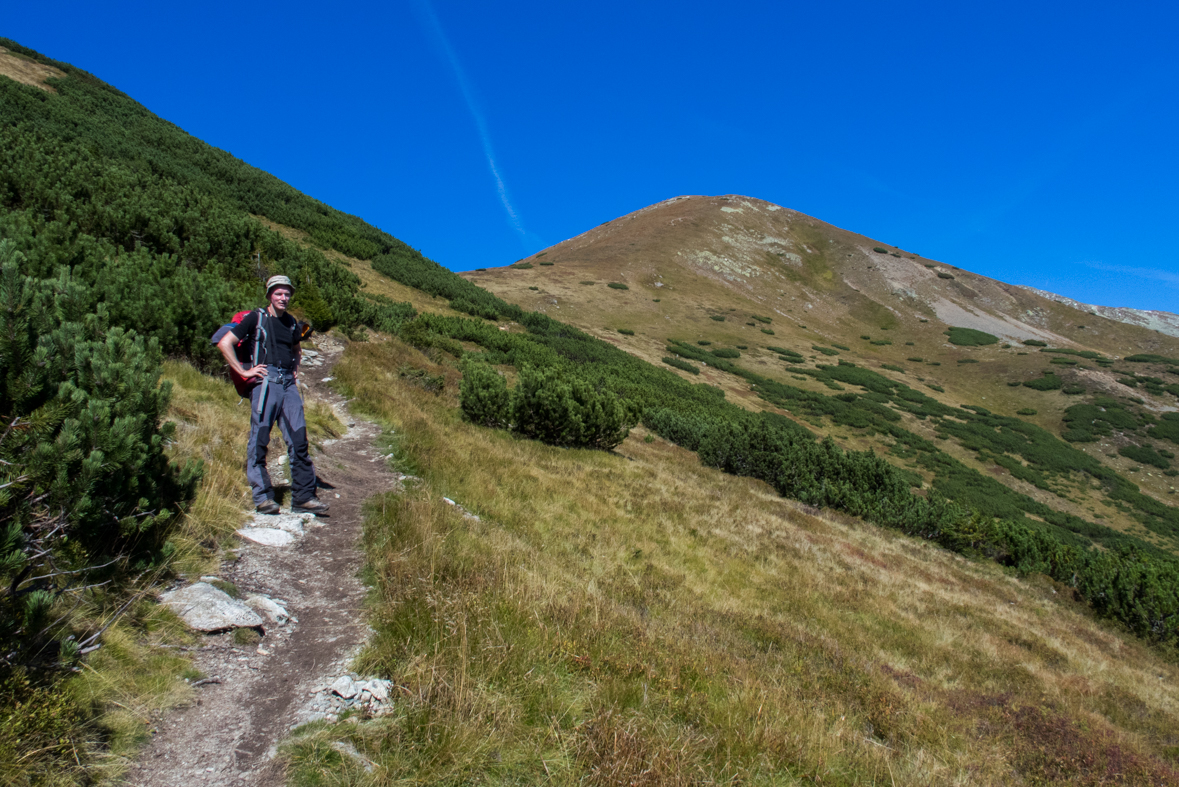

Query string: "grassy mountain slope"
[[6, 40, 1179, 785], [285, 337, 1179, 785], [464, 195, 1179, 549]]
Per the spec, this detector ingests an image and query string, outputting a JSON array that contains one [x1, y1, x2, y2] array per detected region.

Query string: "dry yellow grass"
[[282, 338, 1179, 786], [0, 46, 66, 92]]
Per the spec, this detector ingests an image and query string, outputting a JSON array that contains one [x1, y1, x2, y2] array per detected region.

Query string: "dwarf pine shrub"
[[509, 366, 636, 450], [0, 258, 199, 676], [945, 327, 998, 347], [663, 357, 700, 375]]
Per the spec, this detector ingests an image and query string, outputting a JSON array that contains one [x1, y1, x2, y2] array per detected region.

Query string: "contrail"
[[415, 0, 528, 244]]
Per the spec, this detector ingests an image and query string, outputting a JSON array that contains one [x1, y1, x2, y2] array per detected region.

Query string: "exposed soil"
[[127, 337, 396, 786], [0, 46, 66, 92]]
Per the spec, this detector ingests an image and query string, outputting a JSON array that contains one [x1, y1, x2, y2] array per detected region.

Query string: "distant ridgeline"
[[2, 37, 1178, 667]]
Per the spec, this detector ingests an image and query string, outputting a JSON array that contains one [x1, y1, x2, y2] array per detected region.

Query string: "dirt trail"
[[128, 337, 395, 786]]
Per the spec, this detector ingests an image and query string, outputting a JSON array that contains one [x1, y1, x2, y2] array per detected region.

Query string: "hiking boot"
[[255, 499, 280, 515], [292, 496, 330, 515]]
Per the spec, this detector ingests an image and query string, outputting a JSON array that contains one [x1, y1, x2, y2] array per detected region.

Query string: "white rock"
[[160, 583, 263, 632], [236, 527, 296, 547], [244, 594, 289, 624], [367, 679, 391, 702], [321, 377, 334, 383], [247, 512, 309, 535], [330, 675, 358, 699]]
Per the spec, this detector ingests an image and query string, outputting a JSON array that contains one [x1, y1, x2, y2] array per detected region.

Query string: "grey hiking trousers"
[[246, 369, 315, 505]]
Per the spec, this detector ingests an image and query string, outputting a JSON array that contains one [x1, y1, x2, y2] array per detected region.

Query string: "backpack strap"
[[252, 308, 268, 367]]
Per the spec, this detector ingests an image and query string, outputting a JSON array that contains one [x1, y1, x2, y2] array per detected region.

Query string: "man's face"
[[269, 286, 293, 311]]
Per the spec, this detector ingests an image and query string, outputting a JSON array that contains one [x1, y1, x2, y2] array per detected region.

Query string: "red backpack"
[[210, 309, 268, 396]]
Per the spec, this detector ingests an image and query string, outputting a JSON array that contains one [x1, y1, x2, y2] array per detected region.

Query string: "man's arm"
[[217, 330, 267, 380]]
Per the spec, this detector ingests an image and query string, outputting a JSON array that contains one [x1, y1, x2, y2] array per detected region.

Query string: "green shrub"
[[957, 359, 979, 364], [945, 327, 998, 346], [860, 335, 871, 340], [1022, 339, 1048, 347], [459, 360, 510, 428], [1119, 444, 1171, 469], [509, 366, 636, 449], [882, 364, 905, 373], [652, 299, 660, 302], [761, 328, 775, 335], [832, 343, 850, 351], [873, 247, 887, 253], [663, 357, 700, 375], [697, 340, 712, 346], [871, 339, 893, 346], [607, 282, 629, 290], [711, 348, 741, 359], [1017, 408, 1037, 416], [1023, 374, 1063, 391], [812, 346, 840, 356], [751, 315, 772, 324], [534, 252, 547, 257], [514, 262, 534, 270], [736, 345, 748, 350], [580, 281, 595, 285], [710, 315, 726, 321], [528, 286, 539, 291], [617, 328, 635, 336], [1126, 354, 1179, 366], [1062, 384, 1086, 395], [907, 357, 924, 363], [927, 383, 945, 392], [0, 258, 199, 673], [937, 272, 955, 279], [538, 261, 554, 266]]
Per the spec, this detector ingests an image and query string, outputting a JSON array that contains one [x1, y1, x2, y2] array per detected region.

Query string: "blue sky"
[[5, 0, 1178, 312]]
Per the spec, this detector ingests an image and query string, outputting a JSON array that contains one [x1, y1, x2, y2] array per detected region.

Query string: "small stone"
[[367, 679, 391, 702], [244, 594, 289, 624], [330, 675, 358, 699], [236, 527, 296, 547], [247, 512, 307, 535]]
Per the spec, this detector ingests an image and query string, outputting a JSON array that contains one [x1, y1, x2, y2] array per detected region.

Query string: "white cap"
[[266, 275, 294, 295]]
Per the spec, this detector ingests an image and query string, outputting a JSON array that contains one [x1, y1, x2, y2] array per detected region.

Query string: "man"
[[217, 275, 329, 515]]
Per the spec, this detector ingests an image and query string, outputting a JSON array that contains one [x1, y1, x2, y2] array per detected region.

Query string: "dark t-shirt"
[[231, 310, 301, 369]]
